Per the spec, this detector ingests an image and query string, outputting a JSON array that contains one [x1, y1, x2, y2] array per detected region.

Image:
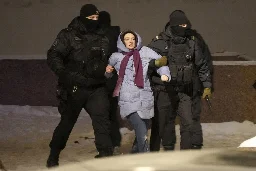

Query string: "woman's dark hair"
[[120, 29, 138, 46]]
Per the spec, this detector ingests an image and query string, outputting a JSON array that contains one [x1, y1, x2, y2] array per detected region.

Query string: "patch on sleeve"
[[154, 35, 163, 40], [152, 35, 161, 42]]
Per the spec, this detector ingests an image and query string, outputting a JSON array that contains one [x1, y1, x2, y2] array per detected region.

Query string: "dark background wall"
[[0, 0, 255, 123], [0, 0, 256, 60]]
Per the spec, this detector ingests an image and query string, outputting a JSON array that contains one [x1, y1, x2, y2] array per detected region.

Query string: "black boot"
[[95, 148, 113, 158], [46, 149, 61, 168], [191, 144, 203, 150], [163, 145, 175, 151]]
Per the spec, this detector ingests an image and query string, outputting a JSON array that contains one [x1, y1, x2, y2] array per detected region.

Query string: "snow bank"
[[238, 136, 256, 148]]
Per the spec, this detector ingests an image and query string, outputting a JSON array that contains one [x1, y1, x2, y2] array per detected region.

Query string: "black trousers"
[[106, 71, 122, 147], [150, 90, 203, 150], [191, 93, 203, 147], [109, 95, 122, 147], [190, 76, 204, 148], [150, 91, 177, 151], [176, 92, 194, 149], [49, 86, 112, 152]]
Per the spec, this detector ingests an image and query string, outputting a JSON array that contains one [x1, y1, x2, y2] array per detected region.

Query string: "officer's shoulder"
[[57, 27, 73, 37], [193, 32, 207, 47], [60, 27, 73, 33], [149, 35, 168, 48], [95, 27, 107, 35], [188, 30, 201, 42], [94, 29, 109, 39], [188, 35, 199, 45], [151, 35, 165, 42]]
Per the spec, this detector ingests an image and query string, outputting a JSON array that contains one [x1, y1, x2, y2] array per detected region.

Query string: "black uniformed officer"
[[46, 4, 113, 168], [148, 10, 212, 150]]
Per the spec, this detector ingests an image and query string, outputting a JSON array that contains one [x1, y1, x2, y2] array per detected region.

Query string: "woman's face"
[[123, 33, 136, 50]]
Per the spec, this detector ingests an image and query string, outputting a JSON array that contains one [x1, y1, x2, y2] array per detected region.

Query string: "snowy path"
[[0, 105, 255, 171]]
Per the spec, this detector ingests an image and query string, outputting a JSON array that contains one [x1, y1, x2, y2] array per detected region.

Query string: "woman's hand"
[[106, 65, 114, 73], [161, 75, 169, 82]]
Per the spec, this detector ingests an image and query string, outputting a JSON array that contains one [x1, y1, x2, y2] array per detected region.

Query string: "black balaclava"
[[169, 10, 192, 37], [80, 4, 99, 32], [99, 11, 111, 27]]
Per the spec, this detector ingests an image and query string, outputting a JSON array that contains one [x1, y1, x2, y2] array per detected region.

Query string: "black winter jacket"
[[148, 23, 212, 91], [47, 17, 110, 89]]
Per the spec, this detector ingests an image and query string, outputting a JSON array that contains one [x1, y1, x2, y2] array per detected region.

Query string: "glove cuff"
[[203, 82, 212, 88]]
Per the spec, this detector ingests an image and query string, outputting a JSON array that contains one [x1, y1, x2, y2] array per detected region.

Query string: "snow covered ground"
[[239, 136, 256, 148], [0, 105, 255, 171]]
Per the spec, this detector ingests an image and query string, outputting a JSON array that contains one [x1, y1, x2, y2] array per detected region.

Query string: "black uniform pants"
[[190, 76, 204, 148], [49, 86, 112, 152], [170, 91, 203, 149], [191, 93, 203, 148], [150, 90, 202, 150], [106, 71, 122, 148], [176, 92, 194, 149], [109, 95, 121, 147], [150, 91, 177, 151]]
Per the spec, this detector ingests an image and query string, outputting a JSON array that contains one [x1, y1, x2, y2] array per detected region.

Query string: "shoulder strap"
[[187, 36, 195, 61], [148, 35, 169, 56]]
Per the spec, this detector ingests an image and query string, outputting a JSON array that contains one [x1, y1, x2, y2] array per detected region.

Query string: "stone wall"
[[0, 59, 255, 123]]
